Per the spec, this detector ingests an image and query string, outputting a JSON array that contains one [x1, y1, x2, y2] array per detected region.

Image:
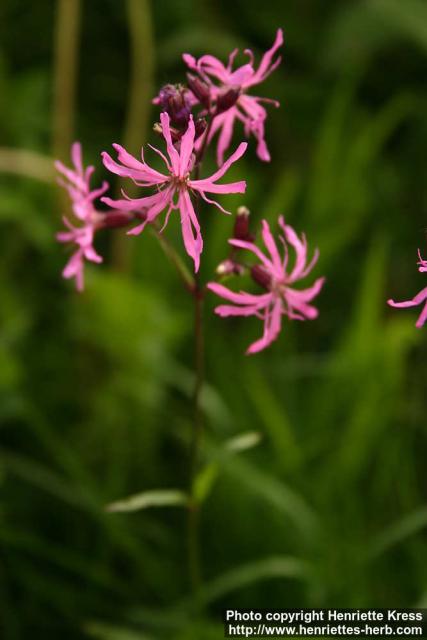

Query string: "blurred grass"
[[1, 0, 427, 638]]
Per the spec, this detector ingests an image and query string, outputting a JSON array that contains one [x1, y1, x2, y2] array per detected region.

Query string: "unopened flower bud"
[[216, 258, 245, 277], [216, 259, 235, 276], [216, 87, 240, 114], [251, 264, 272, 290], [233, 206, 251, 240], [194, 117, 207, 139], [98, 211, 146, 230], [187, 73, 211, 108], [153, 121, 182, 142], [157, 84, 192, 127]]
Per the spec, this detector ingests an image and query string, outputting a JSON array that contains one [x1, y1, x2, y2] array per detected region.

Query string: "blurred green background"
[[1, 0, 427, 637]]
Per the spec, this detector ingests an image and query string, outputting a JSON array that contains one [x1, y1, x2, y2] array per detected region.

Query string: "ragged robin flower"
[[55, 143, 109, 291], [388, 249, 427, 328], [208, 215, 324, 354], [183, 29, 283, 165], [56, 143, 141, 291], [101, 112, 247, 272]]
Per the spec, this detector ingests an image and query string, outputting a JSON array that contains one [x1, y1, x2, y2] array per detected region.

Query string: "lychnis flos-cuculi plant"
[[55, 29, 325, 589]]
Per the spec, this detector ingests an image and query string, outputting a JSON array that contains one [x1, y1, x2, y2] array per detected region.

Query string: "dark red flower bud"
[[157, 84, 192, 127], [216, 87, 240, 114], [187, 73, 211, 108], [98, 211, 146, 230], [233, 206, 251, 240], [216, 258, 245, 277], [194, 117, 207, 139], [251, 264, 272, 290], [153, 121, 182, 142]]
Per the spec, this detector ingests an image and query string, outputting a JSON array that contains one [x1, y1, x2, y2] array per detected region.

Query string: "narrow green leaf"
[[369, 508, 427, 559], [106, 489, 189, 513], [193, 463, 219, 505], [372, 0, 427, 55], [225, 431, 262, 453], [193, 433, 261, 505], [197, 556, 310, 606], [211, 449, 318, 539], [85, 621, 152, 640]]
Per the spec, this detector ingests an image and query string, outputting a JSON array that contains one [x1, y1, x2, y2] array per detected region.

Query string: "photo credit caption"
[[223, 609, 426, 637]]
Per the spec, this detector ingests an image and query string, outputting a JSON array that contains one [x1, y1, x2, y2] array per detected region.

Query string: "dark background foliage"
[[1, 0, 427, 638]]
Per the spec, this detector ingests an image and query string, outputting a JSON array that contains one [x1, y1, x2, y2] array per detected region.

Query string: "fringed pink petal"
[[178, 115, 196, 177], [261, 220, 282, 276], [388, 285, 427, 328], [246, 297, 283, 354], [208, 282, 272, 306], [246, 28, 284, 87], [160, 112, 180, 175], [190, 142, 247, 190], [178, 189, 203, 272]]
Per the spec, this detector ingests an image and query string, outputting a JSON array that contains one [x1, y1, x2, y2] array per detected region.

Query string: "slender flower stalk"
[[184, 114, 214, 592], [188, 269, 204, 590]]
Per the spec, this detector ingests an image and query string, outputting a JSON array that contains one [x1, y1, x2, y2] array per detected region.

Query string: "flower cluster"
[[183, 28, 283, 165], [55, 28, 326, 354]]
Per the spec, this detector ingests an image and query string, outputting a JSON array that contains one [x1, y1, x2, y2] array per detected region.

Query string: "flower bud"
[[187, 73, 211, 108], [216, 87, 240, 114], [194, 117, 207, 140], [216, 258, 245, 277], [157, 84, 192, 127], [98, 211, 146, 230], [233, 206, 251, 240], [251, 264, 272, 290], [153, 121, 182, 142]]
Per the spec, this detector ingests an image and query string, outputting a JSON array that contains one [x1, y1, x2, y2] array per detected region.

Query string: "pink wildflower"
[[208, 216, 324, 354], [56, 142, 108, 291], [388, 250, 427, 328], [183, 29, 283, 165], [101, 112, 247, 272]]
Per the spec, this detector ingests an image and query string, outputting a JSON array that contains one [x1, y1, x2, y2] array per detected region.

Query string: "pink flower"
[[101, 112, 247, 272], [388, 250, 427, 328], [56, 142, 108, 291], [183, 29, 283, 165], [208, 216, 325, 354]]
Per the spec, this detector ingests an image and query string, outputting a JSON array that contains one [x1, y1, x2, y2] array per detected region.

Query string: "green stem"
[[52, 0, 81, 162], [150, 223, 195, 292], [112, 0, 155, 272], [187, 270, 204, 591], [186, 116, 215, 592]]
